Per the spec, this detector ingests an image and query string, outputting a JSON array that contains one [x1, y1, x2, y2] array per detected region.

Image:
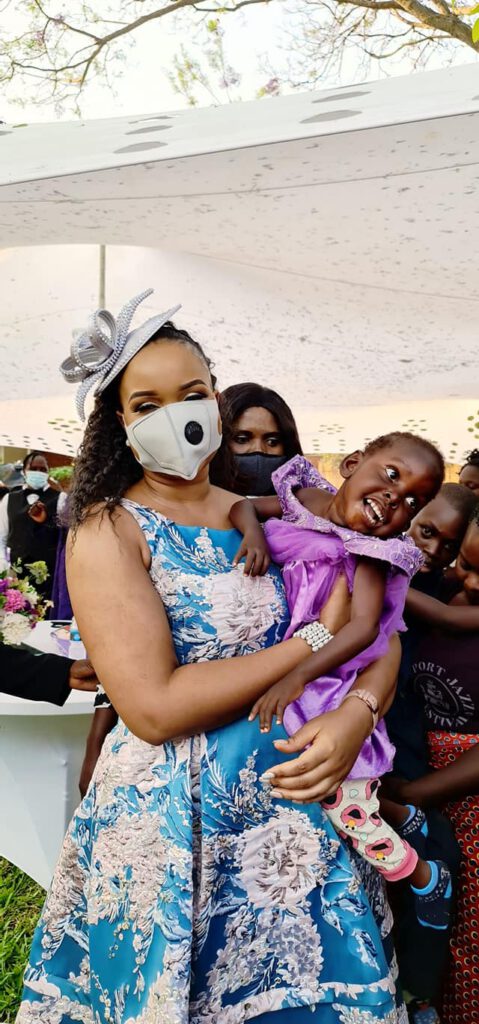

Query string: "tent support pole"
[[98, 244, 106, 307]]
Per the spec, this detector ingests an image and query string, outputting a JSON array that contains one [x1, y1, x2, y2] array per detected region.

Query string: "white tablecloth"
[[0, 622, 95, 889]]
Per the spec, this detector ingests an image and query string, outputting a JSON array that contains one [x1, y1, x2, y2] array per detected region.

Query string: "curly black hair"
[[69, 321, 216, 530], [461, 448, 479, 471], [363, 431, 445, 489], [440, 482, 478, 522]]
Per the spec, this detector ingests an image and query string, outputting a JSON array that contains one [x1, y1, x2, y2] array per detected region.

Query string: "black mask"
[[233, 452, 289, 496]]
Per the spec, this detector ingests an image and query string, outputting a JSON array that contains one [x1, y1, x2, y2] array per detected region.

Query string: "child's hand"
[[233, 526, 271, 577], [249, 671, 306, 732]]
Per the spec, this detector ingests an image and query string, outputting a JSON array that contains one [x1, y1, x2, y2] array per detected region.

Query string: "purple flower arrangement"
[[0, 558, 50, 646]]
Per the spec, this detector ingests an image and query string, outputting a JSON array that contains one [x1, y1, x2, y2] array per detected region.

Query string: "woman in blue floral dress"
[[17, 291, 404, 1023]]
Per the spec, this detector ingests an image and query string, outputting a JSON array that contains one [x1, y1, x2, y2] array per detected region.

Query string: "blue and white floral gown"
[[18, 503, 403, 1024]]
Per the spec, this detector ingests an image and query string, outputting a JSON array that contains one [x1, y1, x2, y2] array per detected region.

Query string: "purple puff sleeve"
[[271, 456, 336, 528], [340, 531, 423, 581]]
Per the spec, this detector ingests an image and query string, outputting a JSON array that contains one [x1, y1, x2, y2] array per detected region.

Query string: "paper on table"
[[24, 620, 87, 661]]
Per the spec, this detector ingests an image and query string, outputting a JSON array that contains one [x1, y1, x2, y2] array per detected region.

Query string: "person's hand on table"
[[68, 659, 98, 692], [261, 700, 372, 804]]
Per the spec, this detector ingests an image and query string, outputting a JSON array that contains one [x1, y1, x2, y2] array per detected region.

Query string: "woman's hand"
[[262, 701, 372, 803]]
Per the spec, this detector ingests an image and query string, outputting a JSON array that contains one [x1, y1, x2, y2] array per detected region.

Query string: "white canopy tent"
[[1, 63, 478, 459]]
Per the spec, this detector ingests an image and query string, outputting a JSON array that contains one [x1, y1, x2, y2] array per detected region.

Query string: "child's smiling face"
[[331, 442, 441, 539]]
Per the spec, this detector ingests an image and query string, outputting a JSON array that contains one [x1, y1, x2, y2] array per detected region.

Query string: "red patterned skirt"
[[428, 730, 479, 1024]]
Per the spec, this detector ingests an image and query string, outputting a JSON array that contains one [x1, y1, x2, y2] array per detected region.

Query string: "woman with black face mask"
[[210, 382, 303, 496]]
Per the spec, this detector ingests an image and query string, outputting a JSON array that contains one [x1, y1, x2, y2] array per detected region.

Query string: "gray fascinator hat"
[[60, 288, 181, 420]]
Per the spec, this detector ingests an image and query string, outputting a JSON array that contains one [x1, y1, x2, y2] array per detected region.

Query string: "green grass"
[[0, 858, 45, 1022]]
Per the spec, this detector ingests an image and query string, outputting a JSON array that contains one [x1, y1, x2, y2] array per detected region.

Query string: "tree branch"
[[396, 0, 479, 46], [1, 0, 478, 114]]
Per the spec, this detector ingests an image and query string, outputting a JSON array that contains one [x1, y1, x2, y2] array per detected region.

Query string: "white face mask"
[[125, 399, 222, 481]]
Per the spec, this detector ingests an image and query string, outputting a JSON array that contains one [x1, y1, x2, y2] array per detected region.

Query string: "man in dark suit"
[[1, 645, 98, 705]]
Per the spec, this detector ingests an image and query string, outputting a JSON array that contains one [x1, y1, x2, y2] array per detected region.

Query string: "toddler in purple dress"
[[231, 431, 452, 929]]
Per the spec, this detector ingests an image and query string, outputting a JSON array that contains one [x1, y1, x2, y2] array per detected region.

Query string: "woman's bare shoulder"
[[67, 501, 149, 565], [211, 485, 244, 509]]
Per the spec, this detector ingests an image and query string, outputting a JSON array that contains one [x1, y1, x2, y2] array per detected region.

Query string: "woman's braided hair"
[[69, 322, 216, 530]]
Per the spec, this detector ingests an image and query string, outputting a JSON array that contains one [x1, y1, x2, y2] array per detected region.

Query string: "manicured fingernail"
[[271, 789, 282, 799], [276, 718, 282, 724], [259, 772, 274, 781], [261, 727, 270, 733], [248, 714, 254, 721]]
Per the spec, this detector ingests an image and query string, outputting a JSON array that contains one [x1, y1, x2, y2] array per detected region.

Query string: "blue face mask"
[[25, 470, 48, 490]]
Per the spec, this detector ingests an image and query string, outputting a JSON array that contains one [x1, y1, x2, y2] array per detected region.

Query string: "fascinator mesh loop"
[[60, 289, 155, 419]]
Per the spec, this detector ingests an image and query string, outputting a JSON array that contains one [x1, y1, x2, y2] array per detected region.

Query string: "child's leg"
[[379, 796, 444, 889], [321, 778, 418, 881], [322, 779, 452, 930], [380, 794, 429, 859]]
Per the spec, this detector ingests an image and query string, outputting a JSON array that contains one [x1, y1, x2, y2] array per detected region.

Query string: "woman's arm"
[[263, 634, 401, 803], [67, 508, 311, 745], [393, 743, 479, 809], [406, 588, 479, 632]]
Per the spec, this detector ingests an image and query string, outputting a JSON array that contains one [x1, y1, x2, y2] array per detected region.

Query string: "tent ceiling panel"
[[0, 64, 478, 458]]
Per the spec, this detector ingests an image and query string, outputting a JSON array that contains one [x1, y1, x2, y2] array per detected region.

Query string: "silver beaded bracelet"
[[293, 621, 333, 652]]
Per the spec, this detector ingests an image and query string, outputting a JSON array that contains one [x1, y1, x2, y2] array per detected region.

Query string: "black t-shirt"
[[411, 581, 479, 734], [386, 570, 444, 780]]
